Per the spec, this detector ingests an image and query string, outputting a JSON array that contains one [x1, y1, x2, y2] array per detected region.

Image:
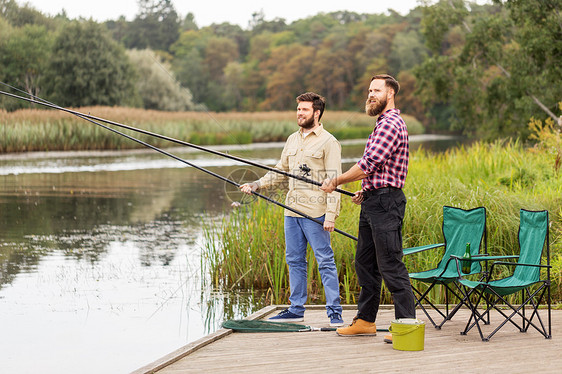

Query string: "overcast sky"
[[22, 0, 429, 28]]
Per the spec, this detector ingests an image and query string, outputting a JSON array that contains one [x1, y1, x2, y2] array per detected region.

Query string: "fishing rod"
[[0, 89, 358, 240], [0, 85, 355, 197]]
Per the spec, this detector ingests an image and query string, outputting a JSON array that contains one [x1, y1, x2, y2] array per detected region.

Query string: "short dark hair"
[[371, 74, 400, 97], [296, 92, 326, 120]]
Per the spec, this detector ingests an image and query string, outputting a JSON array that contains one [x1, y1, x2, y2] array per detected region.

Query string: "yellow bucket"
[[389, 318, 425, 351]]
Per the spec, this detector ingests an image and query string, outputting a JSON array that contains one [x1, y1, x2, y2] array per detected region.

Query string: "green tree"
[[498, 0, 562, 129], [172, 27, 243, 111], [0, 0, 55, 28], [0, 24, 52, 97], [203, 36, 240, 111], [207, 22, 249, 57], [416, 0, 562, 137], [248, 10, 287, 35], [289, 14, 340, 46], [389, 29, 428, 73], [123, 0, 180, 51], [105, 16, 129, 43], [181, 12, 198, 31], [347, 23, 405, 109], [127, 49, 197, 111], [222, 61, 244, 110], [44, 21, 136, 107], [259, 43, 315, 110], [204, 37, 239, 80], [0, 16, 15, 109], [171, 30, 209, 105], [396, 70, 425, 121], [306, 31, 355, 108], [236, 33, 273, 111]]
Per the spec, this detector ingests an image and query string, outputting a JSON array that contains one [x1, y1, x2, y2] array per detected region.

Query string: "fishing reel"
[[299, 163, 311, 177]]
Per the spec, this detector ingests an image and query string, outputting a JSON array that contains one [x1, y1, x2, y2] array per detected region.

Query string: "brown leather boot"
[[384, 334, 392, 343], [336, 317, 377, 336]]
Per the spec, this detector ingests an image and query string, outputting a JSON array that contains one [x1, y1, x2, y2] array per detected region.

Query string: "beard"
[[298, 115, 315, 130], [365, 96, 387, 117]]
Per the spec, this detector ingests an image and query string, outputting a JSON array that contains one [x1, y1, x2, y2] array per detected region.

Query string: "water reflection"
[[0, 136, 464, 373], [0, 156, 246, 372]]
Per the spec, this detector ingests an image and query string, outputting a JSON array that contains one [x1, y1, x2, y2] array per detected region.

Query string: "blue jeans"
[[284, 215, 342, 317]]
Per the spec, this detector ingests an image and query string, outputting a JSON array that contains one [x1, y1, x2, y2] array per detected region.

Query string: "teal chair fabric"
[[406, 206, 488, 328], [459, 209, 551, 341]]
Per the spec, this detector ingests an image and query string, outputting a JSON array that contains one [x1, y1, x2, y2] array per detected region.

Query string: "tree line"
[[0, 0, 560, 138]]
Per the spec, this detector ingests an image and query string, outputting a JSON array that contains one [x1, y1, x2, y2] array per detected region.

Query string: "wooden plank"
[[135, 305, 560, 373], [131, 306, 278, 374]]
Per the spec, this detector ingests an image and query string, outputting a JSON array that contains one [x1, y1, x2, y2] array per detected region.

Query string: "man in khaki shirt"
[[240, 92, 343, 326]]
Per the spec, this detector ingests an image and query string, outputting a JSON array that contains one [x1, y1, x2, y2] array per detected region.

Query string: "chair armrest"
[[488, 261, 552, 279], [448, 254, 519, 279], [441, 256, 463, 278], [491, 261, 552, 269], [475, 255, 519, 261], [450, 254, 519, 263], [403, 243, 445, 256]]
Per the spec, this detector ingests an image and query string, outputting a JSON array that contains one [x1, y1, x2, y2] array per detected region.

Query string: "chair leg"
[[546, 282, 552, 339], [483, 285, 550, 341], [521, 289, 526, 332], [459, 286, 490, 341], [436, 283, 467, 328], [412, 284, 445, 329], [521, 286, 551, 338], [445, 286, 449, 318]]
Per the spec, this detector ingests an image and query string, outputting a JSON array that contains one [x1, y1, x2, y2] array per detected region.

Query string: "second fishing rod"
[[0, 86, 354, 198], [78, 116, 359, 241], [0, 89, 358, 241]]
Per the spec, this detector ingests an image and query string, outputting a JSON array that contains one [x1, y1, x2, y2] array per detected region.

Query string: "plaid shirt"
[[357, 108, 409, 190]]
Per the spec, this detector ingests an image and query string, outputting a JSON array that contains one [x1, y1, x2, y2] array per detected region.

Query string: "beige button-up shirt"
[[256, 124, 341, 222]]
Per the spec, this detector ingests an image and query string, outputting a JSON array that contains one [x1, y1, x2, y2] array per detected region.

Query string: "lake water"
[[0, 135, 462, 373]]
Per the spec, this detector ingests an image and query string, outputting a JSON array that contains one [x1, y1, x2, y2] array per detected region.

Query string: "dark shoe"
[[268, 309, 304, 322], [329, 313, 344, 327]]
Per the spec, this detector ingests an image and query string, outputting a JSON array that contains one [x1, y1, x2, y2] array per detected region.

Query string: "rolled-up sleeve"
[[357, 123, 399, 175], [257, 152, 289, 190], [323, 138, 341, 222]]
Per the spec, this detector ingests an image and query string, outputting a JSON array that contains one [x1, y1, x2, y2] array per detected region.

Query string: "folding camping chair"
[[404, 206, 488, 329], [457, 209, 552, 341]]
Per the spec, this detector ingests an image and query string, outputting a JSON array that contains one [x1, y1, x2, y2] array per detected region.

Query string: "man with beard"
[[320, 74, 415, 340], [240, 92, 344, 327]]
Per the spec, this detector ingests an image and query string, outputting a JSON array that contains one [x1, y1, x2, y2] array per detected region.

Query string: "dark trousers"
[[355, 188, 415, 322]]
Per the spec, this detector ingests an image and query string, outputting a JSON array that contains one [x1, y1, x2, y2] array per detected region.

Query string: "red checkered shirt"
[[357, 108, 409, 191]]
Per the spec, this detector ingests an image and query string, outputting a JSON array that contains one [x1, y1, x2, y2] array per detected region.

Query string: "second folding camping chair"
[[404, 206, 488, 329], [458, 209, 552, 341]]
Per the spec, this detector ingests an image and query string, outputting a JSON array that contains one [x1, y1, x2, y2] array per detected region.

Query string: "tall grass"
[[0, 107, 424, 153], [202, 140, 562, 306]]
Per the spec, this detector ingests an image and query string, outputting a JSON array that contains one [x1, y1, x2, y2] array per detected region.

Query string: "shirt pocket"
[[303, 149, 325, 180], [285, 148, 298, 170], [303, 149, 323, 160]]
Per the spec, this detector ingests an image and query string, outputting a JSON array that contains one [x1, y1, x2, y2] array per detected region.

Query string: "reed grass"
[[0, 107, 423, 153], [202, 140, 562, 306]]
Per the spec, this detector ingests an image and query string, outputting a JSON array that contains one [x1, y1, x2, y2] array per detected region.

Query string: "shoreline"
[[0, 134, 461, 161]]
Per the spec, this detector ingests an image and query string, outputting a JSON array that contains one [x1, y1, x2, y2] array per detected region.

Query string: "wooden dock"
[[133, 305, 560, 373]]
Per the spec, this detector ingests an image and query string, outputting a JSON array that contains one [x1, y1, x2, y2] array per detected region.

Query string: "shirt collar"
[[300, 123, 324, 136], [376, 108, 400, 123]]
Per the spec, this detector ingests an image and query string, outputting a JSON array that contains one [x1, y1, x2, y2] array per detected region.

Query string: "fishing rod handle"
[[295, 174, 355, 197], [251, 190, 358, 241]]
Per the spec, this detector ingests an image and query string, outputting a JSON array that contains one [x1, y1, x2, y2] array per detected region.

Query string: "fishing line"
[[0, 88, 358, 241], [0, 84, 354, 197]]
